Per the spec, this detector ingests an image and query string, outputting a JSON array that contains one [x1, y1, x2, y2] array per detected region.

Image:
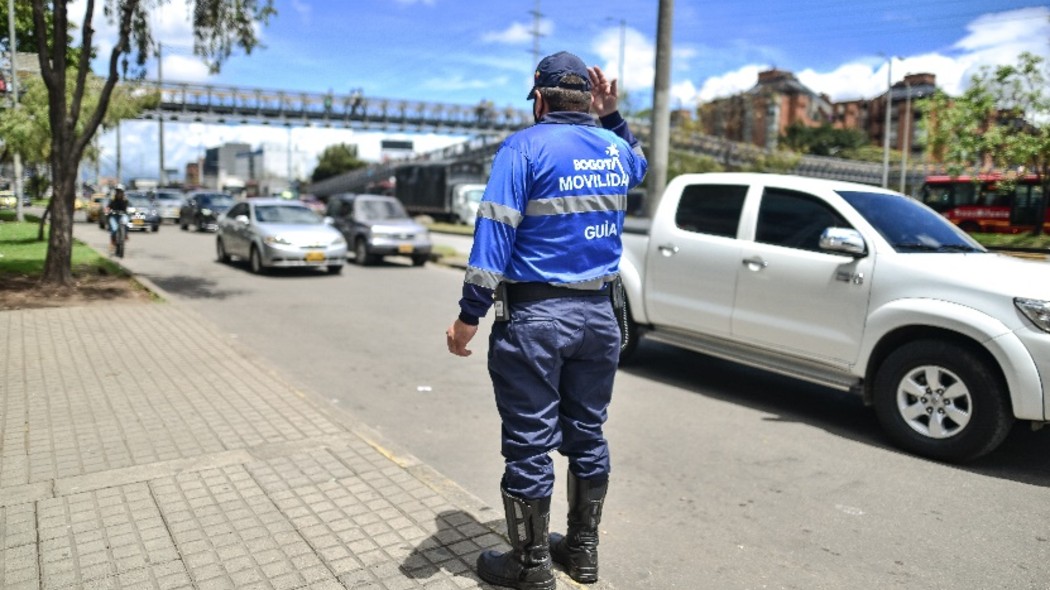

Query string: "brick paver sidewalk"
[[0, 303, 537, 589]]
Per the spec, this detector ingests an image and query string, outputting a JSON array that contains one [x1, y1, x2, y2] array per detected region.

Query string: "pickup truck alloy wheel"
[[873, 339, 1013, 462]]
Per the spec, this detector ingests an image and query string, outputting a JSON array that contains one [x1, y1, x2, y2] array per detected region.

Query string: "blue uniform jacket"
[[458, 110, 648, 325]]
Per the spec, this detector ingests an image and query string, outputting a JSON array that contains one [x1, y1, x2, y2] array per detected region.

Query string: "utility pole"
[[646, 0, 673, 217], [158, 43, 166, 186], [881, 57, 892, 188], [8, 0, 24, 222], [899, 79, 911, 194], [529, 0, 543, 69]]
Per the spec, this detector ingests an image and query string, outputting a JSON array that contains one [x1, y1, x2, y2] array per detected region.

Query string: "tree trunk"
[[36, 198, 51, 241], [1033, 171, 1048, 237], [40, 149, 76, 286], [1034, 197, 1047, 236]]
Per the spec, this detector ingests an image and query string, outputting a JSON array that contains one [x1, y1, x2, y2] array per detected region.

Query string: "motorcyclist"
[[106, 184, 130, 252]]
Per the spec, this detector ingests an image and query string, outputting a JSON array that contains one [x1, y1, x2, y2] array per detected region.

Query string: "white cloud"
[[483, 20, 553, 45], [797, 62, 888, 102], [592, 26, 654, 95], [162, 54, 211, 83], [954, 7, 1048, 52], [697, 65, 767, 102], [683, 6, 1050, 107], [671, 80, 698, 110]]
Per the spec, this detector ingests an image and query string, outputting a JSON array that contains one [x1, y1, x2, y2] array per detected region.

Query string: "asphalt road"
[[75, 216, 1050, 590]]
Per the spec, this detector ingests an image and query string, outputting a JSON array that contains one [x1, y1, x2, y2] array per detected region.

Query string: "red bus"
[[918, 174, 1047, 233]]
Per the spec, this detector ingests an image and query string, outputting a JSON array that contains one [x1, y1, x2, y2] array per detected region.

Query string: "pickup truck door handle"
[[657, 243, 679, 257], [742, 256, 768, 270]]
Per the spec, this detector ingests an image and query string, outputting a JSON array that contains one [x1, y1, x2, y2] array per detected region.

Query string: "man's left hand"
[[447, 319, 478, 357]]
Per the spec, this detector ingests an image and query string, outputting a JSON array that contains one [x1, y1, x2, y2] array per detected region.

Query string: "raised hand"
[[588, 66, 619, 118]]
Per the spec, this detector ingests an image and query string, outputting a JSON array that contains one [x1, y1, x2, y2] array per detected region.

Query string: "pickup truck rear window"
[[675, 184, 747, 237]]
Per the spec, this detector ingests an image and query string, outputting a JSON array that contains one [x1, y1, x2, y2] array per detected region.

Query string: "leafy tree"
[[26, 0, 276, 287], [0, 1, 78, 63], [779, 123, 868, 157], [666, 149, 721, 178], [311, 143, 367, 183], [923, 52, 1050, 235], [0, 71, 154, 168]]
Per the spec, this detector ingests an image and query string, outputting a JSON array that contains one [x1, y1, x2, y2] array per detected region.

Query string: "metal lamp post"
[[8, 0, 23, 221], [881, 56, 893, 189], [899, 79, 911, 194]]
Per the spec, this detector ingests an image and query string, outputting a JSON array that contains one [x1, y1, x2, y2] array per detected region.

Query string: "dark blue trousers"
[[488, 295, 620, 499]]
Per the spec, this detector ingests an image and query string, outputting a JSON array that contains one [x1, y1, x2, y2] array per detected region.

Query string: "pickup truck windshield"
[[838, 191, 987, 254]]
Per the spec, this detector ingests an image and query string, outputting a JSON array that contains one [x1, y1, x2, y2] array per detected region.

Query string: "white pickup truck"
[[618, 173, 1050, 462]]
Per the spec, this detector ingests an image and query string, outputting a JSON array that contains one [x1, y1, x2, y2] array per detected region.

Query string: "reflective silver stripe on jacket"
[[476, 201, 523, 227], [525, 193, 627, 217], [503, 273, 619, 291], [465, 265, 503, 290]]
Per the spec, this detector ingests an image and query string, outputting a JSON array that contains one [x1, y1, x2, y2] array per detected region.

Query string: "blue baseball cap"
[[527, 51, 592, 99]]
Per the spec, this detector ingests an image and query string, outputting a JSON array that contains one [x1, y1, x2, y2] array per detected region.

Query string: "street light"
[[900, 78, 911, 194], [157, 42, 166, 186], [8, 0, 24, 221], [881, 55, 894, 189]]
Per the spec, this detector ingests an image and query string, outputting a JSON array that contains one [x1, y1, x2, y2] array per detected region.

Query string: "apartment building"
[[699, 68, 936, 157]]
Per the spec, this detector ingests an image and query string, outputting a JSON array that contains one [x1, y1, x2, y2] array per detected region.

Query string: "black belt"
[[505, 282, 607, 303]]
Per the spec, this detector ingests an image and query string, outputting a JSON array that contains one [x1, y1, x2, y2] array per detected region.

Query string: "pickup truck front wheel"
[[873, 339, 1013, 462]]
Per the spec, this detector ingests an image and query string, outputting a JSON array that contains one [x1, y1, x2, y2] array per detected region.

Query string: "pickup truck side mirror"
[[235, 214, 250, 225], [819, 227, 867, 257], [323, 216, 334, 225]]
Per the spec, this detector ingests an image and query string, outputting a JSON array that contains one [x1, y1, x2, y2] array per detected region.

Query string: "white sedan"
[[216, 198, 347, 274]]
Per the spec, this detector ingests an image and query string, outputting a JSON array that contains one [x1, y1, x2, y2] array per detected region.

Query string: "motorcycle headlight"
[[1015, 298, 1050, 333]]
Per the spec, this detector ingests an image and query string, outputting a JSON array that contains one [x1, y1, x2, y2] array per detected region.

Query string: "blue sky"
[[80, 0, 1050, 184]]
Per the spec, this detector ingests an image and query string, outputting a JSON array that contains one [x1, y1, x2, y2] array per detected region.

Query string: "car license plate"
[[398, 244, 414, 254], [132, 218, 144, 225], [305, 251, 325, 262]]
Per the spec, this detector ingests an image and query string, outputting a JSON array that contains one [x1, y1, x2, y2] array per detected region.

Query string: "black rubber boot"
[[477, 488, 555, 590], [549, 472, 608, 583]]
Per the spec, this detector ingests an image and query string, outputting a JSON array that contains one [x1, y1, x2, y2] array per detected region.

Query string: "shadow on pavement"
[[621, 341, 1050, 487], [400, 510, 492, 585], [146, 273, 248, 300]]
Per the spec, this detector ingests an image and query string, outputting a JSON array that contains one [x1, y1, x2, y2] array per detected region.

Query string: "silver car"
[[153, 189, 185, 224], [216, 199, 348, 274], [324, 194, 433, 267]]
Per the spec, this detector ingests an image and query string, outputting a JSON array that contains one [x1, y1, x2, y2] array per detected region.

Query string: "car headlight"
[[264, 235, 292, 246], [332, 235, 346, 246], [202, 208, 213, 216], [1015, 298, 1050, 333]]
